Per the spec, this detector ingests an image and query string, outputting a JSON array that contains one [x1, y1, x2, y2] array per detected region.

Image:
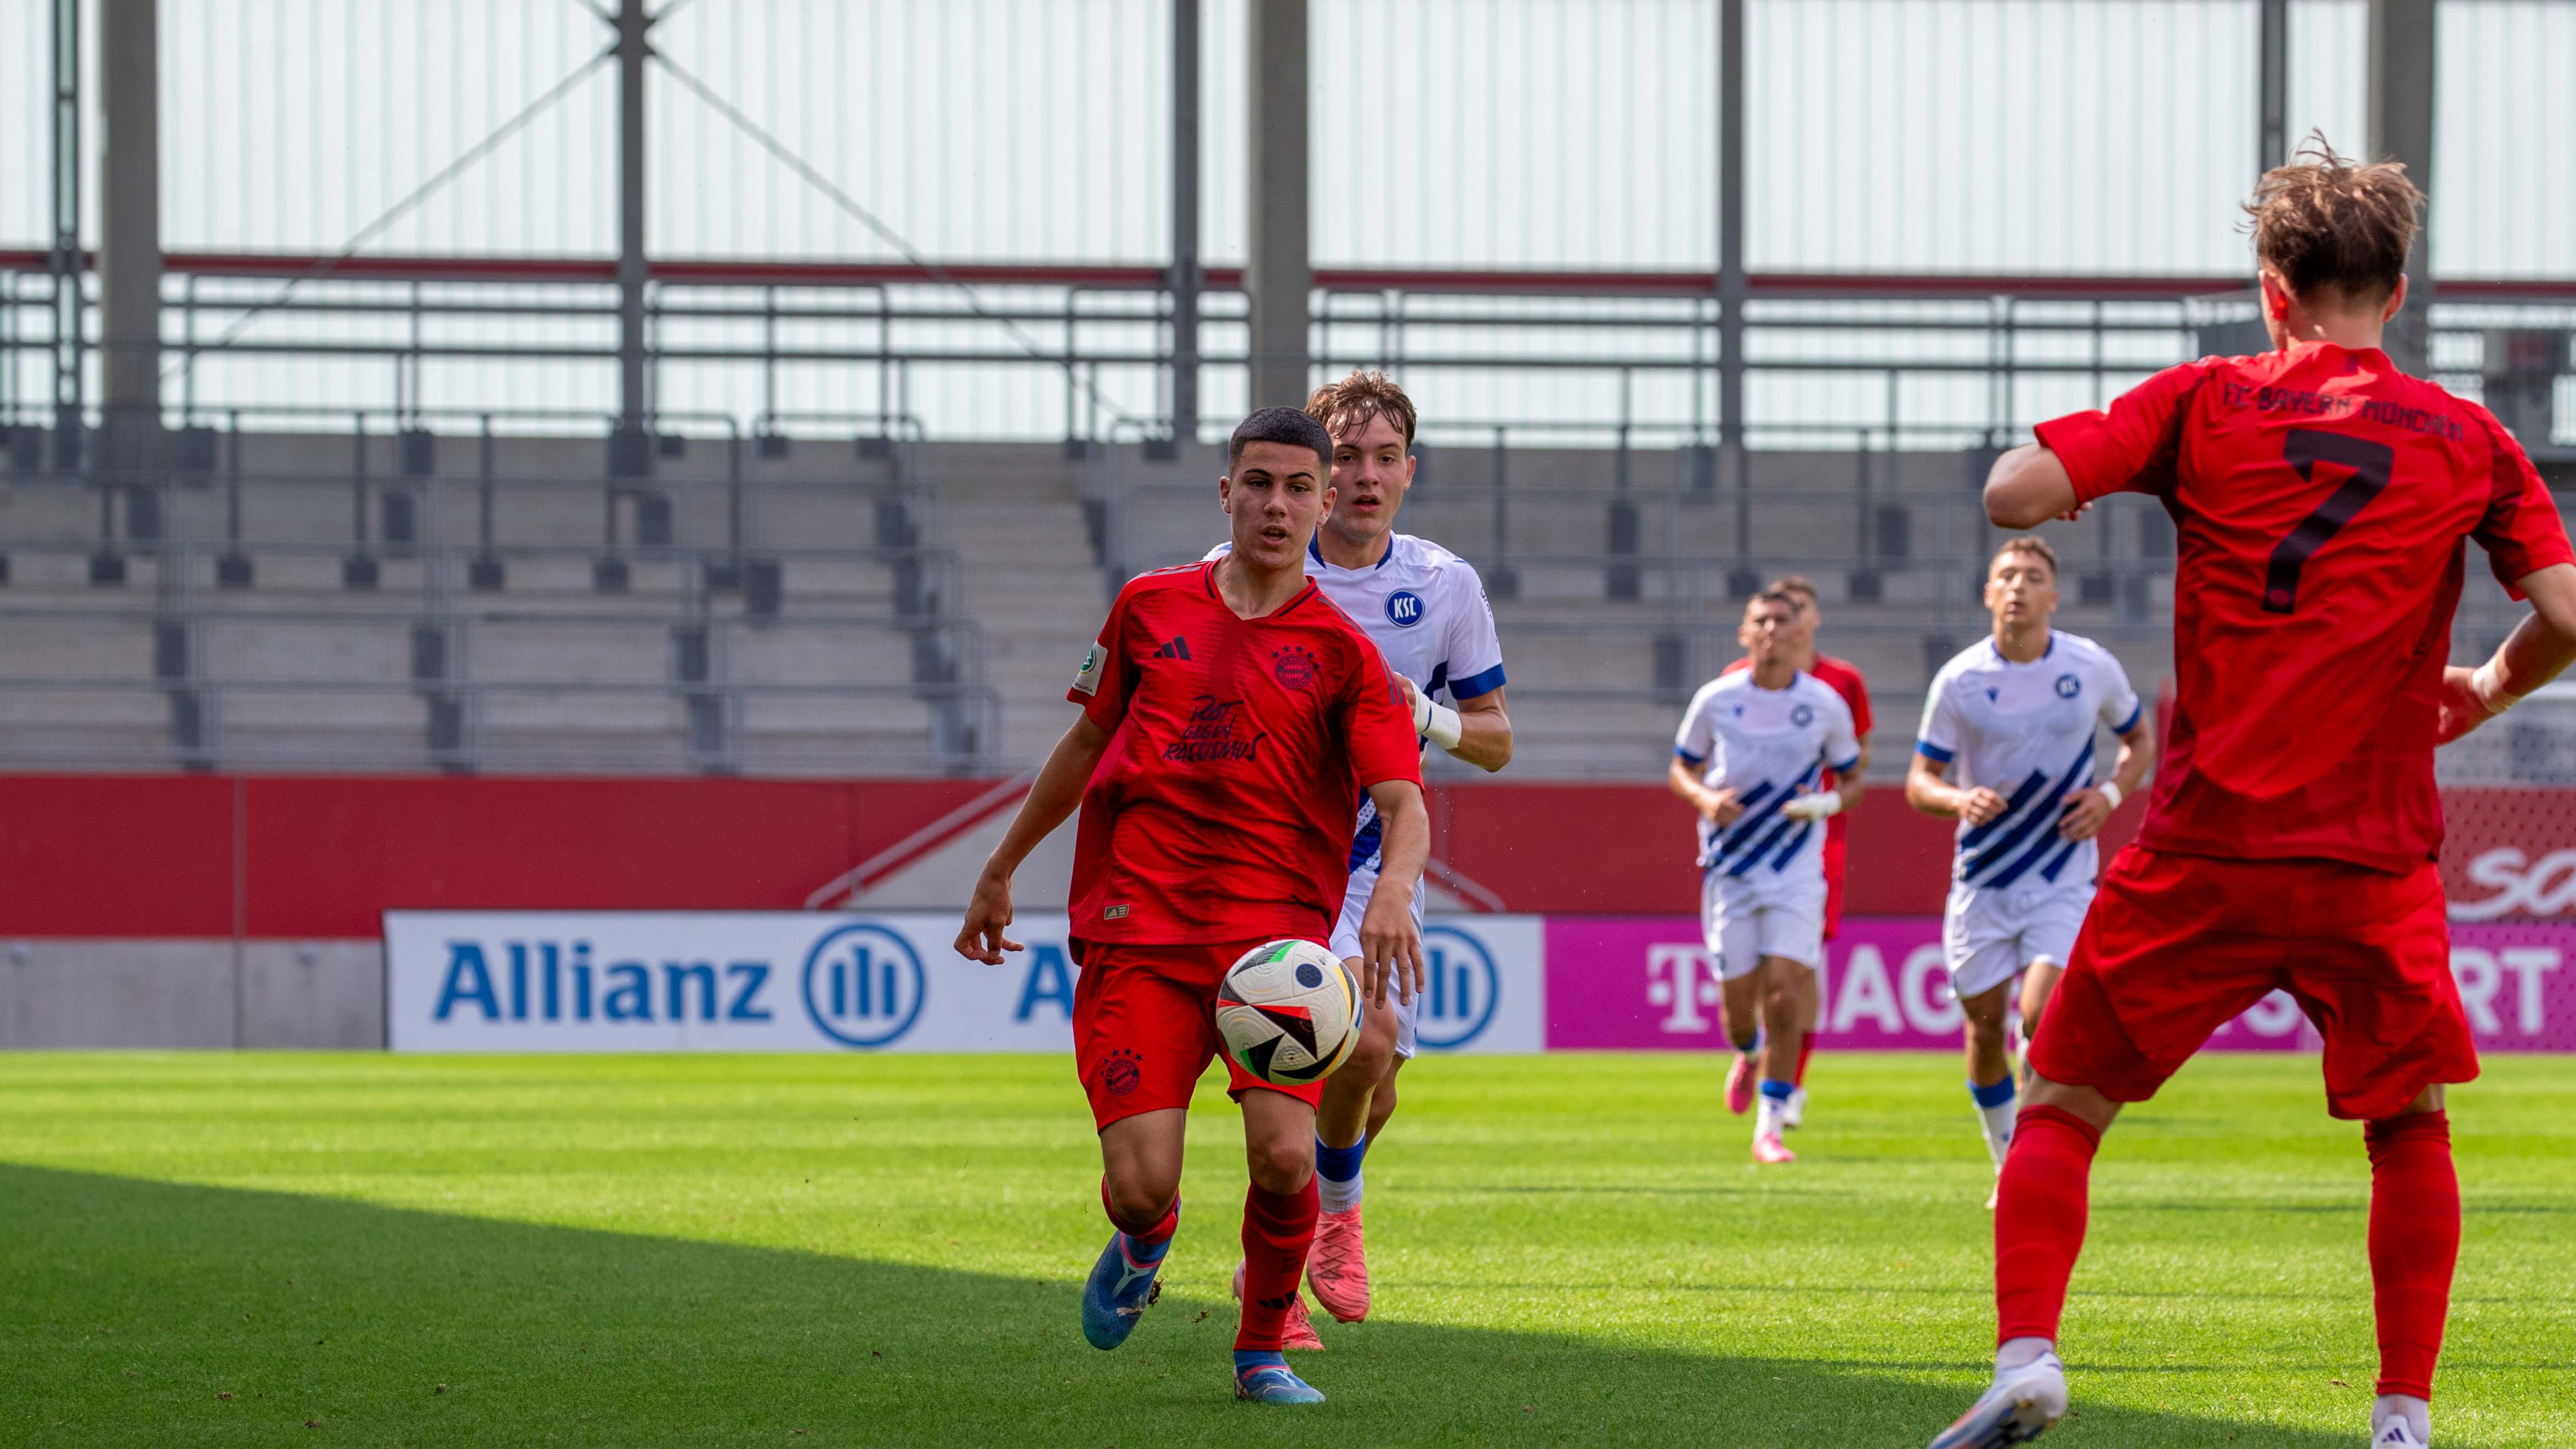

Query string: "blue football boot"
[[1233, 1352, 1326, 1405], [1079, 1230, 1167, 1350]]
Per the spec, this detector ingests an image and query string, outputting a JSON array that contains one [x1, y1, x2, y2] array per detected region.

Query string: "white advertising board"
[[384, 912, 1545, 1054]]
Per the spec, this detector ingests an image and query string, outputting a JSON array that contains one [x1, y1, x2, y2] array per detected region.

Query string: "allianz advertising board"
[[384, 912, 1547, 1054]]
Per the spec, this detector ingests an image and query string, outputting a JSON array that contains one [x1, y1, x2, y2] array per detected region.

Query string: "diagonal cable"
[[654, 53, 1145, 428], [164, 50, 615, 381]]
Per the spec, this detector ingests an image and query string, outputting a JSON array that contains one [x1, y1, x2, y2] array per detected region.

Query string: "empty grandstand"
[[2, 0, 2571, 786]]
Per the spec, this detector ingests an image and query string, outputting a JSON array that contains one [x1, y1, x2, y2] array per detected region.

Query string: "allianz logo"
[[1414, 925, 1502, 1049], [2450, 848, 2576, 921], [428, 923, 1086, 1049], [433, 941, 773, 1023]]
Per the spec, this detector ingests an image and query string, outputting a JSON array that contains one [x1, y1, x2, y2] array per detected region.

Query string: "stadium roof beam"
[[2258, 0, 2289, 176], [47, 0, 81, 468], [2370, 0, 2436, 374], [612, 0, 655, 476], [99, 0, 162, 474], [1170, 0, 1202, 448], [1246, 0, 1309, 409]]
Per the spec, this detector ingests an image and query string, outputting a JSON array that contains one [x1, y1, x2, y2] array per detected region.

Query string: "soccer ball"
[[1214, 939, 1363, 1086]]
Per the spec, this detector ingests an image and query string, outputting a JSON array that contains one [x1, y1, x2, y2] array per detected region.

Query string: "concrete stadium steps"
[[721, 623, 929, 689], [933, 459, 1116, 764]]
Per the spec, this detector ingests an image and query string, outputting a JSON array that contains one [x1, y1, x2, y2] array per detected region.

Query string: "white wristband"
[[1424, 699, 1464, 752], [1781, 791, 1842, 820], [2096, 781, 2122, 811], [2471, 660, 2524, 716]]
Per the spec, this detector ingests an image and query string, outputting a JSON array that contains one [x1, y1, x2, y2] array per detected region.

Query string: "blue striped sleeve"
[[1915, 740, 1956, 763], [1674, 748, 1707, 767], [2113, 701, 2143, 735], [1450, 662, 1507, 701], [1829, 755, 1862, 774]]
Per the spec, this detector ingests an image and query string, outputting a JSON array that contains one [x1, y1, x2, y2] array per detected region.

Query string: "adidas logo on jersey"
[[1152, 636, 1192, 660]]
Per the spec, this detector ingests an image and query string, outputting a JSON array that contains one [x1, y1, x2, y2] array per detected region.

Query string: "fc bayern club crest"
[[1271, 646, 1320, 689]]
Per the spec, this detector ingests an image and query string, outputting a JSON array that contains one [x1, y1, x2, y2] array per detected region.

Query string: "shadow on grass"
[[0, 1163, 2364, 1449]]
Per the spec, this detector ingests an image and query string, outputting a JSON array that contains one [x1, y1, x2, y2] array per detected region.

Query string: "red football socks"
[[2366, 1112, 2458, 1401], [1100, 1178, 1179, 1248], [1236, 1177, 1320, 1351], [1994, 1103, 2102, 1345], [1795, 1039, 1815, 1088]]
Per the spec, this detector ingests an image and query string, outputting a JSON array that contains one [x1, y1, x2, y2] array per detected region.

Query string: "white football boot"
[[1926, 1350, 2067, 1448]]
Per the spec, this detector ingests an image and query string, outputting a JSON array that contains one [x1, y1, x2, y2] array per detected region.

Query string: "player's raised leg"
[[1232, 1083, 1327, 1401], [1085, 1107, 1186, 1349]]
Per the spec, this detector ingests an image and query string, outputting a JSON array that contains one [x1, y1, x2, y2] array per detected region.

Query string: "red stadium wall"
[[0, 774, 2554, 938]]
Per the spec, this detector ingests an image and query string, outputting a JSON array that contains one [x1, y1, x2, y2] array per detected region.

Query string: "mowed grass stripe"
[[0, 1052, 2568, 1447]]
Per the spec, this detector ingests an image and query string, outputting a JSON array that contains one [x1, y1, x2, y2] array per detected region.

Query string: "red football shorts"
[[1070, 937, 1329, 1131], [1821, 834, 1848, 941], [2031, 847, 2477, 1122]]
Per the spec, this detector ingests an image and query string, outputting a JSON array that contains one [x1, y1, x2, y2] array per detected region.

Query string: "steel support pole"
[[1169, 0, 1202, 444], [1245, 0, 1310, 409], [612, 0, 652, 474], [2258, 0, 2289, 176], [1717, 0, 1747, 514], [2368, 0, 2435, 375], [48, 0, 84, 468], [99, 0, 161, 472]]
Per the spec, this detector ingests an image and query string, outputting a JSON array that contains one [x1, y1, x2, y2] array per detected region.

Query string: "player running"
[[1208, 370, 1513, 1334], [955, 407, 1431, 1407], [1928, 145, 2576, 1449], [1722, 575, 1873, 1128], [1669, 588, 1865, 1164], [1908, 536, 2153, 1205]]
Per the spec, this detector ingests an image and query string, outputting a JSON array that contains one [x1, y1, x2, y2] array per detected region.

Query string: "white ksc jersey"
[[1916, 630, 2142, 891], [1674, 671, 1861, 881], [1206, 532, 1506, 870]]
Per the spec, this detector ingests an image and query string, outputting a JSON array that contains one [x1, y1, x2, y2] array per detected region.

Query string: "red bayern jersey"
[[1065, 561, 1424, 944], [1724, 653, 1874, 850], [2034, 341, 2573, 873]]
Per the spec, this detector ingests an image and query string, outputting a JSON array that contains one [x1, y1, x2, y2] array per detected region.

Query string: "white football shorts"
[[1331, 857, 1429, 1060], [1701, 869, 1827, 980], [1942, 876, 2092, 1000]]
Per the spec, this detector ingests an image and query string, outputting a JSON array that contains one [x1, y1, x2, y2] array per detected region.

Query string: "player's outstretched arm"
[[1356, 778, 1430, 1008], [954, 715, 1112, 964], [1984, 444, 2080, 529], [2442, 562, 2576, 743]]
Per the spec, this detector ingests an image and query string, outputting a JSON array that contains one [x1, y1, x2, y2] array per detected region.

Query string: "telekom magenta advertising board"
[[1540, 917, 2576, 1054]]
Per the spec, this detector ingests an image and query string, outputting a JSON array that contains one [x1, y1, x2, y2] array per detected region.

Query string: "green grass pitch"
[[2, 1051, 2571, 1447]]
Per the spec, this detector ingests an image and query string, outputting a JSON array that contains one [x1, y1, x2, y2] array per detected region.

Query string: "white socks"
[[1317, 1164, 1362, 1214], [1970, 1076, 2018, 1170], [2373, 1394, 2430, 1444], [1996, 1337, 2055, 1374], [1755, 1094, 1787, 1139]]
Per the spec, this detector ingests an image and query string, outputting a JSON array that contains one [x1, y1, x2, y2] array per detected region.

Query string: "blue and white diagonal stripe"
[[1955, 738, 2095, 888]]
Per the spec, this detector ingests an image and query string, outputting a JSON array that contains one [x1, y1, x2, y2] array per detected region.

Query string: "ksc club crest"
[[1271, 646, 1320, 690]]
